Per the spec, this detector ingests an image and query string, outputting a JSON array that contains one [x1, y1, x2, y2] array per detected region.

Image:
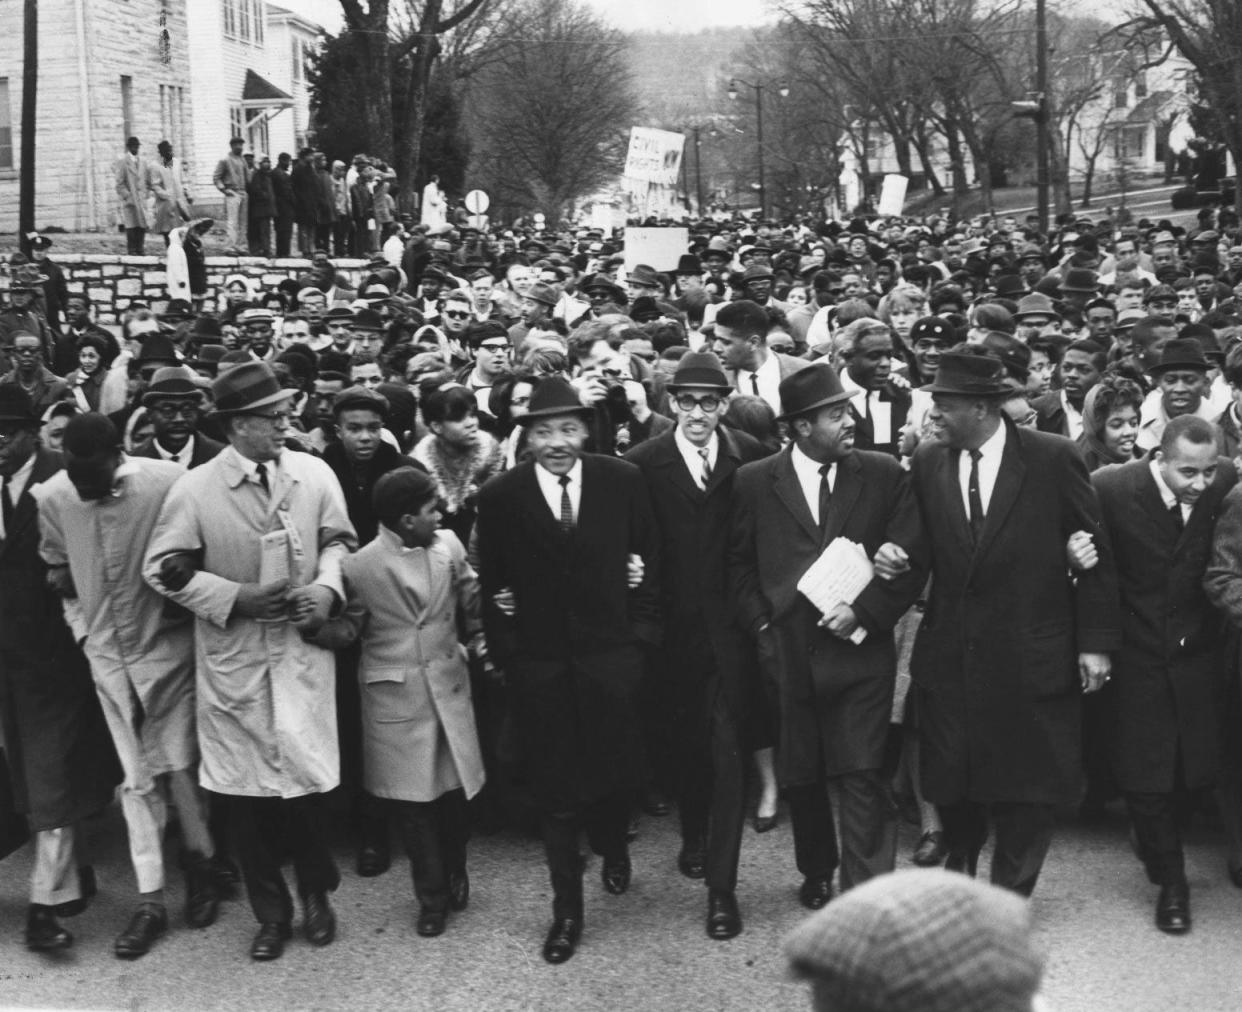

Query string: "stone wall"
[[0, 254, 369, 327]]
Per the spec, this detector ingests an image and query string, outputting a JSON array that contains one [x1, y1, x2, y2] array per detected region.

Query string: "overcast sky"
[[277, 0, 774, 33]]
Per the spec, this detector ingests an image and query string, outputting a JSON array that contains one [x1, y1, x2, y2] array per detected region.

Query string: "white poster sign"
[[877, 174, 909, 217], [623, 227, 689, 273], [622, 127, 685, 186]]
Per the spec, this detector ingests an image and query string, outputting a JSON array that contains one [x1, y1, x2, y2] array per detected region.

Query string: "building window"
[[252, 0, 264, 45], [121, 75, 134, 140], [160, 84, 186, 149], [247, 112, 269, 157], [1135, 70, 1148, 99], [291, 38, 304, 84], [229, 105, 244, 142], [238, 0, 250, 40], [223, 0, 237, 38], [0, 79, 12, 171]]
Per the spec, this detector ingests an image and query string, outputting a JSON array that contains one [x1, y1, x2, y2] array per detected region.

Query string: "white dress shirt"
[[740, 351, 782, 413], [1150, 459, 1193, 525], [535, 458, 582, 523], [957, 420, 1006, 518], [1060, 390, 1084, 441], [154, 435, 196, 469], [791, 443, 836, 526], [674, 428, 718, 491], [0, 452, 37, 541], [841, 368, 893, 446]]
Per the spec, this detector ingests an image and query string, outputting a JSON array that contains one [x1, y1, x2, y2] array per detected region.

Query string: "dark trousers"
[[674, 661, 746, 893], [219, 792, 340, 924], [332, 219, 350, 258], [335, 645, 388, 850], [274, 216, 293, 258], [296, 221, 316, 256], [125, 227, 146, 255], [787, 769, 897, 892], [540, 792, 629, 920], [394, 791, 469, 913], [1126, 791, 1186, 885], [248, 217, 272, 257], [938, 800, 1057, 897]]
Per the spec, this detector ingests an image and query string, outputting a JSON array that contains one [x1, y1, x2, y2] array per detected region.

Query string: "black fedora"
[[668, 351, 731, 392], [923, 351, 1010, 397], [516, 376, 594, 426], [1149, 338, 1210, 375], [777, 363, 852, 422]]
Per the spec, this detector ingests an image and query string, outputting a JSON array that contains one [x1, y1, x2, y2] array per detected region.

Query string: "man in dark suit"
[[130, 367, 225, 470], [908, 348, 1121, 897], [714, 299, 808, 415], [625, 352, 769, 940], [837, 319, 911, 457], [1031, 339, 1105, 440], [475, 376, 662, 965], [0, 385, 120, 950], [729, 364, 926, 908], [1094, 415, 1236, 934]]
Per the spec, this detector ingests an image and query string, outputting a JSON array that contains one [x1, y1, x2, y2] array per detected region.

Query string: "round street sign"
[[465, 189, 490, 214]]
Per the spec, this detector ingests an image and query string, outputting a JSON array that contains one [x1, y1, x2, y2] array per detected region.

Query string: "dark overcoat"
[[475, 454, 661, 808], [0, 448, 119, 831], [728, 446, 926, 785], [909, 420, 1121, 806], [625, 426, 768, 725], [1095, 456, 1236, 792]]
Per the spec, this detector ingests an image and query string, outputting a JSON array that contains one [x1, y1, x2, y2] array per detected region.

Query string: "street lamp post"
[[728, 77, 788, 220]]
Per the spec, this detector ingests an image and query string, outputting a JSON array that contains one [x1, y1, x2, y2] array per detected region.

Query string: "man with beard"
[[131, 367, 225, 469], [907, 349, 1119, 896], [1032, 340, 1106, 440], [475, 376, 661, 964]]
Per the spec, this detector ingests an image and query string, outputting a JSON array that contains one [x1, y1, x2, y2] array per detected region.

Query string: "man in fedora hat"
[[907, 348, 1119, 896], [37, 412, 228, 958], [131, 366, 223, 469], [580, 275, 628, 320], [0, 385, 121, 952], [1136, 337, 1221, 452], [1057, 268, 1100, 315], [625, 352, 769, 940], [625, 264, 665, 302], [740, 263, 785, 311], [729, 363, 926, 909], [475, 375, 662, 964], [509, 280, 559, 354], [143, 361, 357, 961]]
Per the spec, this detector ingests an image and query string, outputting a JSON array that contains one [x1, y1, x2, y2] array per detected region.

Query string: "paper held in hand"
[[258, 530, 291, 622], [797, 538, 873, 645]]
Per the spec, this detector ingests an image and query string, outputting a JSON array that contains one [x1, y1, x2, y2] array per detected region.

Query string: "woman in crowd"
[[65, 333, 114, 412], [1077, 372, 1143, 472]]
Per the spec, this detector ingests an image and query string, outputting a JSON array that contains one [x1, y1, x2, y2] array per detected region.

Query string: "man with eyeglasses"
[[322, 307, 355, 355], [0, 332, 68, 416], [625, 352, 768, 942], [144, 361, 357, 962], [458, 321, 511, 413], [350, 309, 386, 359], [131, 366, 224, 469]]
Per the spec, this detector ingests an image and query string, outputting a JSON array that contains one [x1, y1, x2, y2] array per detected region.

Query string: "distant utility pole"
[[20, 0, 37, 257], [1035, 0, 1049, 235]]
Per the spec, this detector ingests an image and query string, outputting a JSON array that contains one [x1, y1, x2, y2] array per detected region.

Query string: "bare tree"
[[464, 0, 638, 220]]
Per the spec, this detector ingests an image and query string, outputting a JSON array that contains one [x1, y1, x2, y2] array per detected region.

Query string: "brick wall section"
[[0, 255, 369, 327]]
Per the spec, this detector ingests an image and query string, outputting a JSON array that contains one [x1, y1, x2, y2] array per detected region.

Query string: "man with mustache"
[[130, 367, 225, 470]]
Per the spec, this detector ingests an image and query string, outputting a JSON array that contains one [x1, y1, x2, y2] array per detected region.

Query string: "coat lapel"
[[6, 448, 59, 547], [649, 430, 706, 505], [773, 447, 821, 543], [937, 445, 973, 552], [1136, 460, 1181, 543], [705, 427, 743, 498], [821, 452, 863, 548]]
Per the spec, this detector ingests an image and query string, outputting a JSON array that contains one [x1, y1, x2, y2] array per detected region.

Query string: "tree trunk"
[[343, 1, 395, 163], [941, 121, 971, 216], [911, 126, 946, 196], [1080, 159, 1096, 207], [1047, 122, 1072, 215]]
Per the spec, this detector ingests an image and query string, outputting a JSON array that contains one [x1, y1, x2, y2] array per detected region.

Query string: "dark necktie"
[[255, 462, 270, 496], [818, 463, 832, 534], [750, 372, 760, 396], [967, 449, 984, 542], [1170, 501, 1184, 533], [558, 474, 574, 529], [699, 447, 712, 490], [2, 481, 13, 535]]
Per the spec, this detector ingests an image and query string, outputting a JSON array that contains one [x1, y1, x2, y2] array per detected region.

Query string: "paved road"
[[0, 800, 1240, 1011]]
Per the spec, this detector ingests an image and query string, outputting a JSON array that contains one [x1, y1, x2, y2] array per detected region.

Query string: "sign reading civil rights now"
[[622, 127, 686, 186]]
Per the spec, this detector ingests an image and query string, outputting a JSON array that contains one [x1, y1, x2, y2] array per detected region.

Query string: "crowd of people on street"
[[5, 185, 1242, 985]]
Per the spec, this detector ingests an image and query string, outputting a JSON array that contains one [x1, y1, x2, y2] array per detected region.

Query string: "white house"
[[185, 0, 322, 214]]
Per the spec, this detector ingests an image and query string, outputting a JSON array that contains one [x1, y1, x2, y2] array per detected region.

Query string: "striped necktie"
[[558, 474, 574, 529], [699, 447, 712, 489]]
